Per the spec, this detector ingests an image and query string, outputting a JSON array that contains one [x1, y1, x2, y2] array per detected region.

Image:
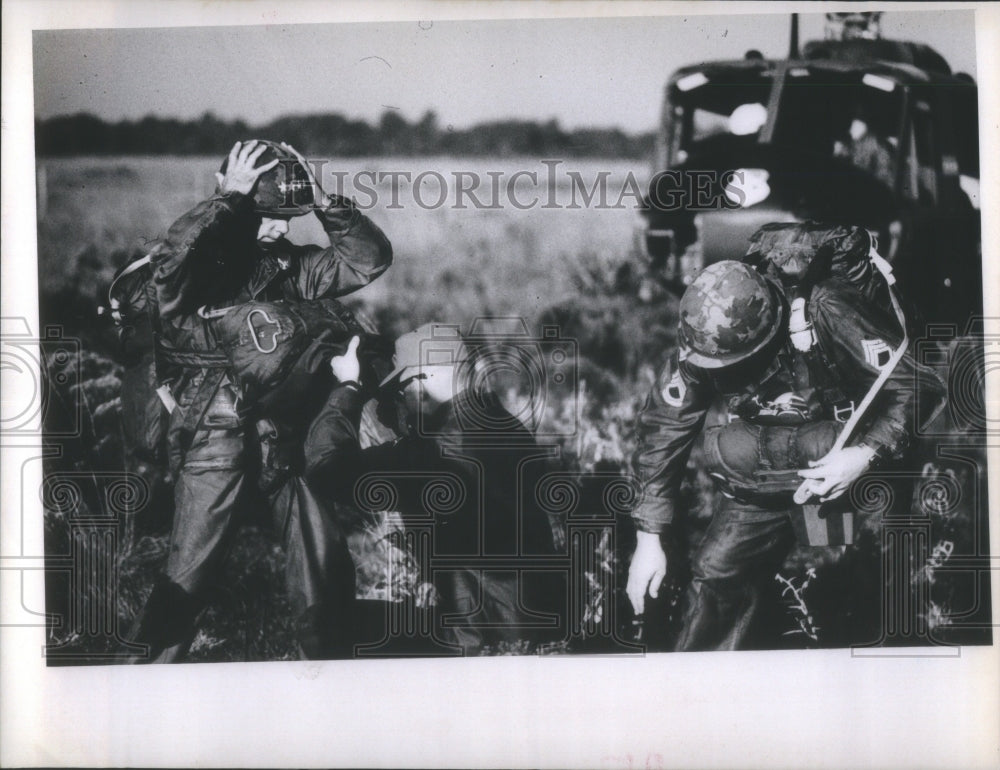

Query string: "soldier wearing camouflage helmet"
[[676, 260, 784, 368], [126, 140, 392, 662], [627, 254, 945, 651]]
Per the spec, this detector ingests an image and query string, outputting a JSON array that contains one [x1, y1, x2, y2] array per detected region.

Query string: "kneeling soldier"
[[305, 325, 561, 655]]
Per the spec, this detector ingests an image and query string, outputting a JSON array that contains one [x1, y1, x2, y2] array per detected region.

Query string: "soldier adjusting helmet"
[[219, 139, 315, 217], [678, 260, 784, 368]]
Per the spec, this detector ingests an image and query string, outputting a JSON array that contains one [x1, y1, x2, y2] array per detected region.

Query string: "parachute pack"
[[741, 221, 913, 448], [104, 253, 168, 463], [210, 297, 392, 422], [744, 221, 894, 303], [739, 221, 915, 545]]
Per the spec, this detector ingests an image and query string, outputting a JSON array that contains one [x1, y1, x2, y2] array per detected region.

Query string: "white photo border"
[[3, 1, 998, 767]]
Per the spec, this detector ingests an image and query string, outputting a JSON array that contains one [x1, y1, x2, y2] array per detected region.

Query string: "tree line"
[[35, 110, 656, 158]]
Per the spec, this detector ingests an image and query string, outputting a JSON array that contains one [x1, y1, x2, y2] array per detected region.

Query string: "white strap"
[[869, 243, 897, 287], [829, 243, 909, 455], [107, 254, 152, 321], [788, 297, 815, 352], [107, 254, 151, 307], [793, 245, 910, 504], [197, 304, 236, 319]]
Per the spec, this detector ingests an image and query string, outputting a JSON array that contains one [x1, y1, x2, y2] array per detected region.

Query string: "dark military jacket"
[[631, 278, 947, 534], [150, 190, 392, 440], [154, 190, 391, 345]]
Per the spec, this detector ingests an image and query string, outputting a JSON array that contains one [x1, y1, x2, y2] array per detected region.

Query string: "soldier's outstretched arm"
[[304, 338, 421, 511], [304, 381, 409, 500], [631, 353, 712, 533], [627, 353, 711, 614]]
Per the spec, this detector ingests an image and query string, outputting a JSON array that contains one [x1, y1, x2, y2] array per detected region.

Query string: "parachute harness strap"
[[197, 304, 235, 320], [826, 241, 909, 455], [791, 237, 911, 506]]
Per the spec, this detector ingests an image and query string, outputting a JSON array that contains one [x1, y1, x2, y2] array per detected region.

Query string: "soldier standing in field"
[[127, 139, 392, 662], [626, 229, 946, 651]]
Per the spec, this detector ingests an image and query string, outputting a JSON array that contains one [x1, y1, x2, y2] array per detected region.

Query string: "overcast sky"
[[33, 9, 977, 133]]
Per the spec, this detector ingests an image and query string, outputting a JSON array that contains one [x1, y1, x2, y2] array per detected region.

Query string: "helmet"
[[219, 139, 314, 217], [678, 260, 783, 369]]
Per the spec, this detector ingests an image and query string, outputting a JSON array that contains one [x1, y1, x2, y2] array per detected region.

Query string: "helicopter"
[[637, 12, 982, 328]]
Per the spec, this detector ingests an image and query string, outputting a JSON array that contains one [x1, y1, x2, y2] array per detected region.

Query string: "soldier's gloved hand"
[[795, 445, 877, 503], [217, 140, 279, 195], [627, 531, 668, 616], [330, 335, 361, 387]]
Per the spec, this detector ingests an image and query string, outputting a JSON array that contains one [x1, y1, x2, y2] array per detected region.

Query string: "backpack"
[[740, 221, 913, 444], [743, 222, 894, 308], [104, 252, 172, 464], [742, 221, 907, 380], [738, 222, 925, 544]]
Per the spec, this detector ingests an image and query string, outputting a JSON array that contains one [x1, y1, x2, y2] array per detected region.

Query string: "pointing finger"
[[626, 576, 644, 615], [346, 335, 361, 354], [629, 588, 644, 616]]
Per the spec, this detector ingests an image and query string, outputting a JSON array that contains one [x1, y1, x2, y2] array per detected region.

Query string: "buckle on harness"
[[246, 308, 281, 354], [833, 400, 856, 423]]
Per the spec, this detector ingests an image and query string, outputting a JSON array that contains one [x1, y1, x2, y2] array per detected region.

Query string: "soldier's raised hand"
[[627, 531, 668, 615], [279, 141, 331, 208], [330, 335, 362, 386], [216, 140, 279, 195]]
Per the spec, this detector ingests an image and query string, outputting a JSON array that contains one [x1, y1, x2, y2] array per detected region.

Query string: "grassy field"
[[38, 156, 647, 321], [36, 155, 990, 662]]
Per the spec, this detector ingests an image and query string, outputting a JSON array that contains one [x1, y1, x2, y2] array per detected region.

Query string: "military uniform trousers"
[[673, 497, 796, 652], [129, 380, 356, 662]]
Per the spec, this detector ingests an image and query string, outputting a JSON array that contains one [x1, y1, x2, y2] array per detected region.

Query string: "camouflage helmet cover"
[[678, 260, 784, 369], [219, 139, 315, 217]]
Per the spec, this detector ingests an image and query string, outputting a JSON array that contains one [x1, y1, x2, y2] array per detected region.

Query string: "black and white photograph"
[[2, 1, 998, 767]]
